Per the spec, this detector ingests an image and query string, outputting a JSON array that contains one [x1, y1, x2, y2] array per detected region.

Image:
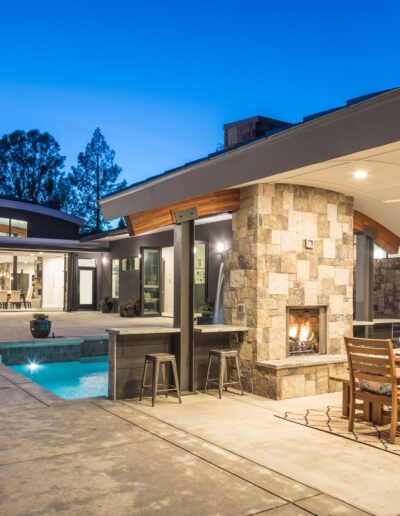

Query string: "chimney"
[[223, 115, 290, 149]]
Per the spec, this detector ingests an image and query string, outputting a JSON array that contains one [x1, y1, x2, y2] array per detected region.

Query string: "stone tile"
[[295, 493, 370, 515], [269, 273, 289, 295]]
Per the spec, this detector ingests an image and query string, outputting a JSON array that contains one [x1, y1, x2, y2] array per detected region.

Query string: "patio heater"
[[172, 206, 198, 392]]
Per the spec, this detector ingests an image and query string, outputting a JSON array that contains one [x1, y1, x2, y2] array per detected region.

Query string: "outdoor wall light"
[[216, 241, 225, 253], [353, 169, 367, 179], [102, 256, 108, 264]]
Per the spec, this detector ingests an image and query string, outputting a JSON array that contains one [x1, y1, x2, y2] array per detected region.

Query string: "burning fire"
[[289, 320, 314, 342]]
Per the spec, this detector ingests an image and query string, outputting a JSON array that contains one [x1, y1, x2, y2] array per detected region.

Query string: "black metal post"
[[179, 220, 195, 391]]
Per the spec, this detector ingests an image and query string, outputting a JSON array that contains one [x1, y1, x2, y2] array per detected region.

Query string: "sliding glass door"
[[141, 248, 161, 315]]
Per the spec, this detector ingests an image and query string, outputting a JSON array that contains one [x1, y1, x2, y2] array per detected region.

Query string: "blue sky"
[[0, 0, 399, 186]]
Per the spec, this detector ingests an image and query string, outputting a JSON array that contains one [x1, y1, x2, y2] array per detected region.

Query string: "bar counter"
[[107, 325, 248, 400]]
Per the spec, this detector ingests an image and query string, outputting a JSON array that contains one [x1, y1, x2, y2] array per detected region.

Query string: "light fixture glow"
[[193, 246, 197, 254], [27, 361, 39, 372], [102, 256, 108, 264], [216, 241, 225, 253], [353, 170, 367, 179]]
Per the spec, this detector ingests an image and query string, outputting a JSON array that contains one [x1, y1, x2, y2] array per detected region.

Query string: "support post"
[[173, 225, 182, 329], [355, 232, 374, 334], [179, 220, 195, 391]]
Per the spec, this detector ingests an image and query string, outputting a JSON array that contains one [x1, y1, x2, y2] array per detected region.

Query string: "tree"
[[0, 129, 67, 207], [68, 128, 126, 232]]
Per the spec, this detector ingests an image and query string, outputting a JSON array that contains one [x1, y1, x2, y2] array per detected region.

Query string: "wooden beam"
[[127, 189, 240, 235], [354, 210, 400, 254]]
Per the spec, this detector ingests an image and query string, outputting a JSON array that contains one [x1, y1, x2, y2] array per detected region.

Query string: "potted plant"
[[196, 303, 215, 325], [100, 296, 113, 313], [121, 296, 141, 317], [30, 313, 51, 338]]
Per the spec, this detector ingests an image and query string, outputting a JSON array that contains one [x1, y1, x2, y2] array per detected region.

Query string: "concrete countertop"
[[107, 327, 181, 335], [194, 325, 248, 333], [353, 319, 400, 326], [107, 325, 248, 336], [256, 354, 348, 370]]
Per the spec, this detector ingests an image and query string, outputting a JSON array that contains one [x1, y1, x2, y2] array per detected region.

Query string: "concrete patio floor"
[[0, 311, 172, 342], [1, 362, 399, 515]]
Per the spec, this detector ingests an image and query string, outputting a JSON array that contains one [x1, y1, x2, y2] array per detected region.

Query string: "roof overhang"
[[0, 199, 85, 226], [100, 89, 400, 243], [0, 237, 109, 252]]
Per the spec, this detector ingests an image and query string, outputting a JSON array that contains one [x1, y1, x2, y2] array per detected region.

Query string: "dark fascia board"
[[0, 199, 85, 226], [0, 237, 109, 252], [100, 88, 400, 220]]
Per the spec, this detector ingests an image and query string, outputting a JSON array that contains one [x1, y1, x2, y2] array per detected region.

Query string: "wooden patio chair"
[[344, 336, 399, 444]]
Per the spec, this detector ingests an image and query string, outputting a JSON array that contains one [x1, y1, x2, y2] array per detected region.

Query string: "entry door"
[[78, 267, 96, 309]]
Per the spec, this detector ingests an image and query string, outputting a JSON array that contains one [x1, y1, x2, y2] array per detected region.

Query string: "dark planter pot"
[[30, 319, 51, 338], [102, 302, 113, 314], [119, 306, 126, 317], [124, 309, 138, 318], [196, 315, 214, 325]]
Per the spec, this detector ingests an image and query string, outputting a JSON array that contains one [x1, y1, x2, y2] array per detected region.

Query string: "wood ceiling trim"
[[127, 189, 240, 236], [354, 210, 400, 253]]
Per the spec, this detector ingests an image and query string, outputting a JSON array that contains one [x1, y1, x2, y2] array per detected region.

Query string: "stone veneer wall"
[[224, 183, 354, 394], [373, 258, 400, 318]]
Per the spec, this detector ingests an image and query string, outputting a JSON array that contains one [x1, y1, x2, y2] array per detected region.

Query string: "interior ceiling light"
[[353, 170, 368, 179], [383, 199, 400, 204]]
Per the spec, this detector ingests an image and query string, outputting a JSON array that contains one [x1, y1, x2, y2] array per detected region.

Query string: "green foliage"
[[32, 313, 49, 320], [199, 303, 214, 317], [68, 128, 126, 232], [0, 130, 67, 208]]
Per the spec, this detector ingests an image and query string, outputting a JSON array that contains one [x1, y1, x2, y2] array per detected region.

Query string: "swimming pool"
[[11, 356, 108, 399]]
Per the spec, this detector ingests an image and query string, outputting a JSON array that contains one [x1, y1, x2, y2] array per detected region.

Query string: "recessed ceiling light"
[[354, 170, 367, 179], [384, 199, 400, 204]]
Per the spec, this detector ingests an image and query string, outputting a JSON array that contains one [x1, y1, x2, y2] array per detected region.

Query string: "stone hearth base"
[[253, 355, 348, 400]]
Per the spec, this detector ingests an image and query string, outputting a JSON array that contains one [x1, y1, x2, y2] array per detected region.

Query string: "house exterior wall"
[[0, 207, 80, 239], [108, 219, 233, 308], [224, 183, 354, 397], [373, 258, 400, 318]]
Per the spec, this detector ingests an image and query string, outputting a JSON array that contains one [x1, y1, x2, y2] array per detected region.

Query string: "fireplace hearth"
[[286, 306, 327, 356]]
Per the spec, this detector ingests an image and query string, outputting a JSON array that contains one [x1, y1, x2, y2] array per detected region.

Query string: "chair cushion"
[[359, 378, 392, 395]]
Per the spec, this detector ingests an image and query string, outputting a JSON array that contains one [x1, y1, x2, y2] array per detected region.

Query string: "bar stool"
[[140, 353, 182, 407], [205, 349, 243, 399]]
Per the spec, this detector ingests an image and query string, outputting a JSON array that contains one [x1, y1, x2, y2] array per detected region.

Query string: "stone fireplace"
[[287, 306, 327, 356], [224, 183, 353, 399]]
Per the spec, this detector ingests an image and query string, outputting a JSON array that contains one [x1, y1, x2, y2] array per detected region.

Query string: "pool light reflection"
[[27, 361, 40, 372]]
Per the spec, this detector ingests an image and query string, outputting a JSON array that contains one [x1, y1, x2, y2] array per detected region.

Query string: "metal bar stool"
[[205, 349, 243, 399], [140, 353, 182, 407]]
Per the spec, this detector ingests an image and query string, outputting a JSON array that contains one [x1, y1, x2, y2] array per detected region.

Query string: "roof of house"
[[100, 88, 397, 205], [0, 197, 85, 226]]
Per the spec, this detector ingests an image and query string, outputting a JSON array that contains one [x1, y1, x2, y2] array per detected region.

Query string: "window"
[[78, 258, 96, 267], [0, 218, 28, 237], [121, 257, 135, 271], [111, 259, 120, 298]]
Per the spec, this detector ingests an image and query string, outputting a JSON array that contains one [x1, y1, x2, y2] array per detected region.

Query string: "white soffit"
[[239, 140, 400, 236]]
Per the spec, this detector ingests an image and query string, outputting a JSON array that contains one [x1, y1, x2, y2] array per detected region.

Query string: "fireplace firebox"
[[286, 306, 327, 356]]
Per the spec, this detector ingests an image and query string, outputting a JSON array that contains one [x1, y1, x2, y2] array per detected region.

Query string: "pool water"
[[11, 356, 108, 399]]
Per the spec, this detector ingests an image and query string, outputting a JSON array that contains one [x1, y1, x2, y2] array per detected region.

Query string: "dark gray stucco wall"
[[0, 207, 80, 239], [108, 218, 233, 307]]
